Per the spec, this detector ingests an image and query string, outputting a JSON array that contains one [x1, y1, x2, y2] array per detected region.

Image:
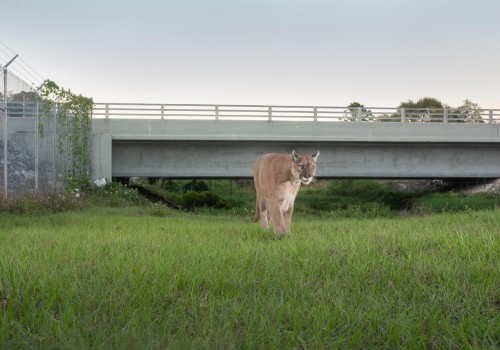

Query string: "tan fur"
[[252, 150, 319, 237]]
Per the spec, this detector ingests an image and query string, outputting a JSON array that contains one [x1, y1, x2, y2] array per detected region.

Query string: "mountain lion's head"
[[291, 150, 319, 185]]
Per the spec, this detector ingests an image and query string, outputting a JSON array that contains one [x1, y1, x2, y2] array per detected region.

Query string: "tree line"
[[345, 97, 484, 123]]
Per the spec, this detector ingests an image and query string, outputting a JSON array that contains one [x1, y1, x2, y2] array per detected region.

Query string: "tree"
[[449, 99, 484, 123], [343, 102, 373, 122], [399, 97, 444, 110], [6, 91, 41, 117], [9, 91, 40, 102], [398, 97, 445, 122]]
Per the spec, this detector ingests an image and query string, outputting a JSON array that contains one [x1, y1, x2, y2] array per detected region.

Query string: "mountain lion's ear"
[[312, 150, 320, 161], [292, 150, 299, 162]]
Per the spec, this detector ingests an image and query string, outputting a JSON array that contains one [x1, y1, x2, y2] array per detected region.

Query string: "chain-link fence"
[[1, 66, 90, 197]]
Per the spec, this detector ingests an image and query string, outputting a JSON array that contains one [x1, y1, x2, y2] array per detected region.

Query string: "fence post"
[[105, 103, 109, 119], [35, 101, 39, 193], [161, 104, 165, 120], [357, 107, 362, 122], [444, 109, 448, 124], [400, 108, 405, 123], [2, 70, 7, 197], [2, 55, 18, 197], [489, 110, 493, 124], [88, 106, 92, 179], [268, 106, 272, 121], [313, 107, 317, 122], [64, 109, 69, 177], [215, 105, 219, 120], [52, 105, 57, 193]]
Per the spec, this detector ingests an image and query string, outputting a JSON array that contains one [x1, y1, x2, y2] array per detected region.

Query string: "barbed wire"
[[0, 41, 46, 91]]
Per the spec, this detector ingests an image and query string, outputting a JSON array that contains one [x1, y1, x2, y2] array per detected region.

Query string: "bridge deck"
[[92, 119, 500, 180]]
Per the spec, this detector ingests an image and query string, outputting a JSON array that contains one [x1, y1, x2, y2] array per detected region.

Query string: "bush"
[[181, 191, 231, 211], [328, 179, 391, 199], [183, 180, 209, 193], [87, 182, 146, 207], [137, 180, 239, 211], [160, 180, 182, 193]]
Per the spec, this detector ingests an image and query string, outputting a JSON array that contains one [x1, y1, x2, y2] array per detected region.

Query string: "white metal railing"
[[92, 103, 500, 124], [5, 101, 500, 124]]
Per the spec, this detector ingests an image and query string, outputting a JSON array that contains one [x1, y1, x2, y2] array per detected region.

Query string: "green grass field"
[[1, 207, 499, 349]]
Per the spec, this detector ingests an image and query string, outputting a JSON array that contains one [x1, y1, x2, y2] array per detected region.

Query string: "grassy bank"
[[1, 179, 499, 218], [138, 179, 500, 218], [1, 207, 499, 349]]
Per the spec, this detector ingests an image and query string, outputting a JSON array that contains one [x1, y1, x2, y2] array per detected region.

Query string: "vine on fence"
[[38, 80, 93, 190]]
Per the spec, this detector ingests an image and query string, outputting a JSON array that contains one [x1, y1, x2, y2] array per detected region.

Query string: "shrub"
[[181, 191, 231, 211], [183, 180, 209, 193], [160, 180, 182, 193], [86, 182, 147, 207], [328, 179, 386, 199]]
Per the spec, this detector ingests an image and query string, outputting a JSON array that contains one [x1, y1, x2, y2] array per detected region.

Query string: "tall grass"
[[1, 207, 498, 349]]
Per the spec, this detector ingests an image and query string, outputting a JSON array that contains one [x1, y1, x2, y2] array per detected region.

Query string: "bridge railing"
[[8, 102, 499, 124], [92, 103, 500, 124]]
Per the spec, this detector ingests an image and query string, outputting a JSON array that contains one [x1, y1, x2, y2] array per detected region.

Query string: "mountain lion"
[[252, 150, 319, 237]]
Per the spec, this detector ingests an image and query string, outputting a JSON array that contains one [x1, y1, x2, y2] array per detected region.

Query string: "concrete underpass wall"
[[111, 140, 500, 179]]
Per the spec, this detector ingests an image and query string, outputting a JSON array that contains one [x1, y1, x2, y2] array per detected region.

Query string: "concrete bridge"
[[91, 103, 500, 181]]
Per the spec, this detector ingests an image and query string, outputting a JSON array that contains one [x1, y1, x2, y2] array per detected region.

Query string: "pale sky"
[[2, 0, 500, 108]]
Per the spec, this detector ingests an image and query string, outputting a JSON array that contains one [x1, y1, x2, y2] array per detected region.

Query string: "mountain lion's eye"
[[299, 165, 304, 170]]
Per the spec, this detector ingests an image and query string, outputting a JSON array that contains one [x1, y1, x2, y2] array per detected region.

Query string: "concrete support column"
[[91, 134, 112, 182]]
